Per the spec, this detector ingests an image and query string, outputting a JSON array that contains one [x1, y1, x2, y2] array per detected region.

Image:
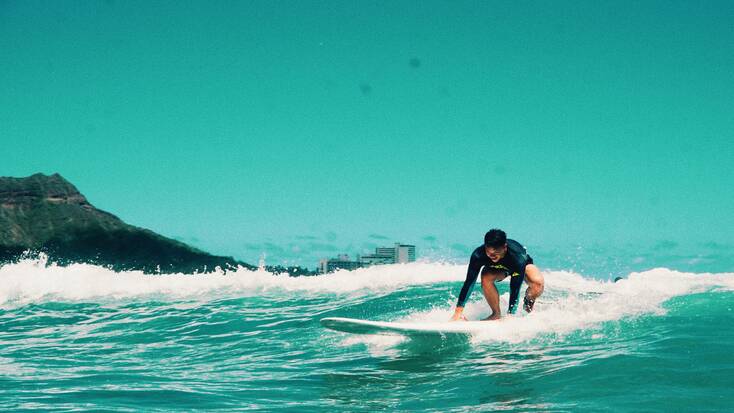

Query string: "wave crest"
[[1, 257, 732, 312]]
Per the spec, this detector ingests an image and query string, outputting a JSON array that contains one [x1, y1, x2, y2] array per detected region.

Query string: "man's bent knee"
[[527, 276, 544, 297]]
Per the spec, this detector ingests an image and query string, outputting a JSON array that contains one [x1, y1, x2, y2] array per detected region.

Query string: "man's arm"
[[507, 269, 525, 314], [508, 261, 541, 313], [506, 247, 534, 314], [451, 254, 481, 321]]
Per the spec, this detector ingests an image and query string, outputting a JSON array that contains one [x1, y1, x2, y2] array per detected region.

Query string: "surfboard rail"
[[320, 317, 490, 336]]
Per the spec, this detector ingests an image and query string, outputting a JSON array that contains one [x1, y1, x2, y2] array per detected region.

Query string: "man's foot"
[[523, 296, 536, 313], [482, 313, 501, 321]]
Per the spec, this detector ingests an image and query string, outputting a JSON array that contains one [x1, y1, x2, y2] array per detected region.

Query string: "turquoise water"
[[1, 258, 733, 411]]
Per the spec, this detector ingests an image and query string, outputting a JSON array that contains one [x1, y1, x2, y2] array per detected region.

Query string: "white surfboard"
[[320, 317, 491, 337]]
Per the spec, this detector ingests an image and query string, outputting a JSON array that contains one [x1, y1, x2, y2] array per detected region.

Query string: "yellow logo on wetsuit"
[[488, 264, 519, 277]]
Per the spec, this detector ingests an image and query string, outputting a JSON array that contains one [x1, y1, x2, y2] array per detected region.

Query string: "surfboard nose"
[[320, 317, 382, 334]]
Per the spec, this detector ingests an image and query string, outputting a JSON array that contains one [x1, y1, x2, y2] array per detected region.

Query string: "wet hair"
[[484, 229, 507, 248]]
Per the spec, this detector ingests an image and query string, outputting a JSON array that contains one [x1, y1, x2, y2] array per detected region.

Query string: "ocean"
[[1, 255, 732, 412]]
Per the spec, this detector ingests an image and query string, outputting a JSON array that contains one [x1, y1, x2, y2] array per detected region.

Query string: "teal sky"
[[2, 1, 733, 268]]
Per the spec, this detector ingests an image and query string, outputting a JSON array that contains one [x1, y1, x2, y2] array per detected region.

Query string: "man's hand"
[[450, 307, 468, 321]]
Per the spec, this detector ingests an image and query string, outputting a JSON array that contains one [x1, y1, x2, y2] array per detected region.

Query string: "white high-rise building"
[[360, 243, 416, 266], [394, 243, 416, 264]]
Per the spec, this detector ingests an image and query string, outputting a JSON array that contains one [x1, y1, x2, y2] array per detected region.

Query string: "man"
[[450, 229, 544, 321]]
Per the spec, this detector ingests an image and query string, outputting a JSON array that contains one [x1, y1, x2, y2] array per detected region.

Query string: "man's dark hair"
[[484, 229, 507, 248]]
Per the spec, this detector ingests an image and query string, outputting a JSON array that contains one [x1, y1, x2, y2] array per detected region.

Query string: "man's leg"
[[480, 271, 505, 320], [523, 264, 544, 312]]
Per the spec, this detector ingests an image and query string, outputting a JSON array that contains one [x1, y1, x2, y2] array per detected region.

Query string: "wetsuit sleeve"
[[507, 255, 532, 314], [457, 253, 482, 307], [507, 270, 524, 314]]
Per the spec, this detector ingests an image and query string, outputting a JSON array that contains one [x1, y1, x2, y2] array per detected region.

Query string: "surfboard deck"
[[320, 316, 490, 336]]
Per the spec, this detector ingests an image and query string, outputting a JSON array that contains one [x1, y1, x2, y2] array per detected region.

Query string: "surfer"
[[450, 229, 544, 321]]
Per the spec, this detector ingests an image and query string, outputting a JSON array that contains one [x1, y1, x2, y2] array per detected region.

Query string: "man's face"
[[485, 244, 507, 262]]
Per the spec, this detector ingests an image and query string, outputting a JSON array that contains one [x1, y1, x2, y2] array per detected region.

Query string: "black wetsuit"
[[456, 239, 534, 314]]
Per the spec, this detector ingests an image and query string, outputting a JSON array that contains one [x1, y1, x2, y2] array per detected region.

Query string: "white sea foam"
[[389, 268, 734, 344], [0, 256, 463, 306]]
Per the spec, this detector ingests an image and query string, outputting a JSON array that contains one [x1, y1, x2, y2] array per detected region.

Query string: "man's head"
[[484, 229, 507, 262]]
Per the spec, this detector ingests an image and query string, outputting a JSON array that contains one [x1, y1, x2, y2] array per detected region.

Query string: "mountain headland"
[[0, 173, 311, 274]]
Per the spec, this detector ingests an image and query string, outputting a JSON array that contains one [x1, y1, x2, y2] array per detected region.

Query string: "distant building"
[[318, 243, 417, 274], [359, 252, 394, 266], [361, 243, 416, 267], [394, 243, 416, 263], [375, 246, 396, 262], [319, 254, 362, 274]]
